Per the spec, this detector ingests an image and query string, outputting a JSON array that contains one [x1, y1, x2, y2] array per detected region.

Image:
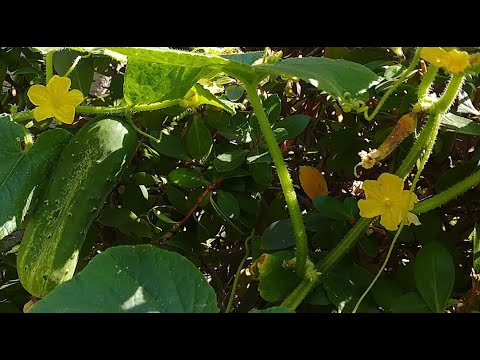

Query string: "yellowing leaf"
[[299, 166, 328, 200]]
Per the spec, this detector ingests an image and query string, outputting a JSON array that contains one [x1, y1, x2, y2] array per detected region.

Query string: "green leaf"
[[169, 168, 209, 188], [457, 89, 480, 115], [97, 208, 153, 238], [261, 219, 295, 250], [264, 94, 282, 123], [0, 116, 72, 241], [190, 84, 235, 114], [312, 196, 354, 221], [123, 58, 212, 105], [216, 191, 240, 220], [441, 112, 480, 136], [205, 110, 230, 129], [257, 57, 379, 100], [209, 196, 243, 234], [273, 115, 310, 139], [306, 284, 331, 306], [249, 162, 272, 186], [414, 242, 455, 313], [109, 47, 263, 102], [371, 278, 405, 310], [225, 85, 244, 102], [29, 245, 219, 313], [150, 132, 191, 161], [53, 49, 94, 97], [257, 250, 300, 302], [247, 144, 272, 164], [472, 223, 480, 273], [166, 184, 188, 213], [186, 117, 212, 162], [218, 113, 252, 144], [390, 292, 432, 313], [322, 262, 376, 313], [213, 149, 247, 172], [250, 306, 294, 313]]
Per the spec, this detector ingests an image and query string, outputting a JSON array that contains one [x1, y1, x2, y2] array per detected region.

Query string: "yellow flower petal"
[[444, 49, 470, 74], [53, 105, 76, 124], [299, 166, 328, 200], [421, 47, 450, 67], [33, 106, 54, 122], [27, 84, 50, 106], [377, 173, 404, 192], [62, 89, 84, 107], [358, 199, 384, 218], [380, 209, 401, 231], [361, 180, 384, 202], [46, 75, 72, 99], [399, 190, 418, 211]]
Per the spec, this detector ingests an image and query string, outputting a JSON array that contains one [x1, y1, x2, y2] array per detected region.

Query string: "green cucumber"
[[17, 117, 138, 298]]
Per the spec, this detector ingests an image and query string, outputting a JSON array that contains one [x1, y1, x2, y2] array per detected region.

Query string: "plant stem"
[[245, 84, 308, 277], [316, 217, 372, 274], [225, 229, 255, 313], [11, 100, 181, 123], [281, 261, 319, 310], [46, 51, 54, 83], [364, 47, 422, 121], [417, 65, 439, 101], [413, 167, 480, 214]]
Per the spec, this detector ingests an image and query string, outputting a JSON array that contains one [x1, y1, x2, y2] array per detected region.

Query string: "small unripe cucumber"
[[17, 117, 138, 298]]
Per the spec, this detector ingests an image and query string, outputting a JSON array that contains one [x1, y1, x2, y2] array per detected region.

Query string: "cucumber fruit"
[[17, 117, 138, 298]]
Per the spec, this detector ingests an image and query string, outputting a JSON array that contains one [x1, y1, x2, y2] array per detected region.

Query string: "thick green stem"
[[45, 51, 54, 83], [413, 168, 480, 214], [417, 65, 439, 101], [364, 47, 422, 121], [245, 84, 308, 277], [11, 100, 181, 123], [316, 217, 372, 274], [281, 262, 319, 310]]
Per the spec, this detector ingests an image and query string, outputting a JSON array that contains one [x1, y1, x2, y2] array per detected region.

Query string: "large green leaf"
[[109, 47, 263, 103], [257, 57, 379, 99], [0, 116, 72, 241], [29, 245, 219, 313], [414, 242, 455, 313]]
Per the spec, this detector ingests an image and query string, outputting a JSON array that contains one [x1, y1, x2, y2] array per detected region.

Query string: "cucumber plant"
[[0, 46, 480, 313]]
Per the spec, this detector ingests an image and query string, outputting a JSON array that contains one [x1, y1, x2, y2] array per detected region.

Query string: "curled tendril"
[[337, 92, 368, 114]]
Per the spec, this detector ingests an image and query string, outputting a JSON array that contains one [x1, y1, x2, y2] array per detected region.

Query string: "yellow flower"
[[358, 173, 418, 231], [27, 75, 84, 124], [421, 47, 470, 74], [299, 166, 328, 200]]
